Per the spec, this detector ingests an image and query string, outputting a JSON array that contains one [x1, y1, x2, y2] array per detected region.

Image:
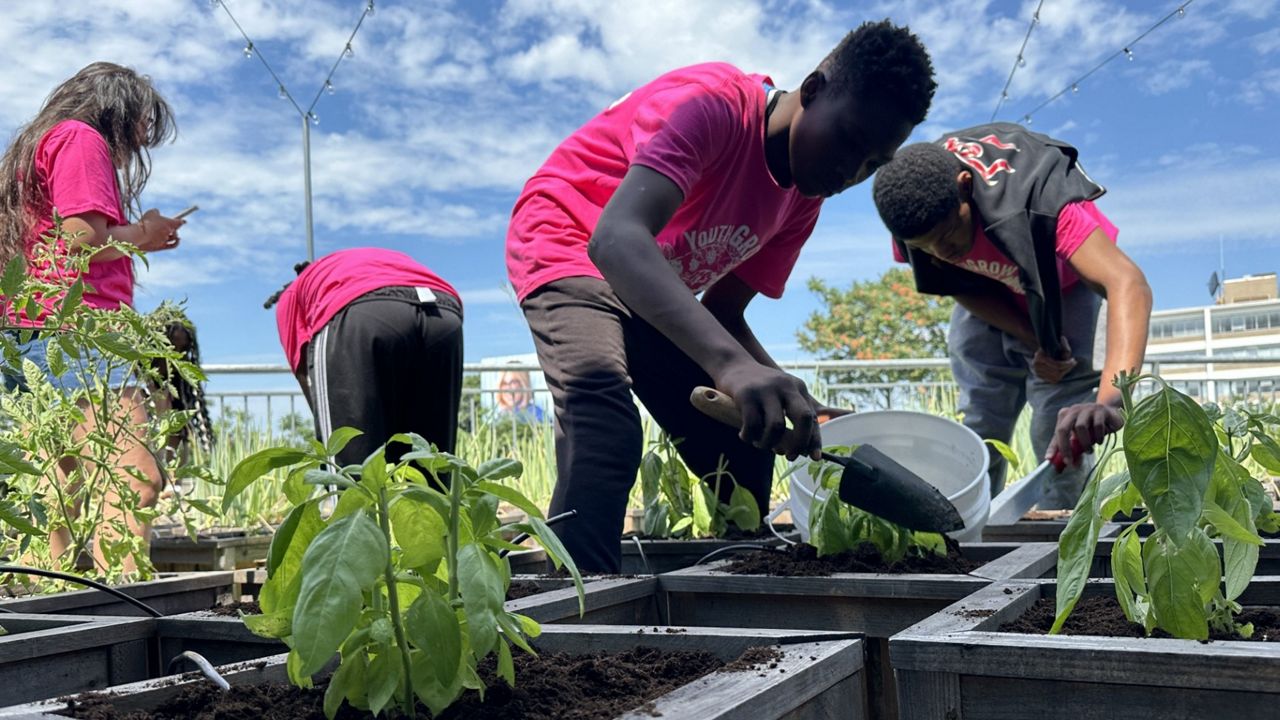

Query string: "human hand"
[[713, 361, 820, 461], [1031, 336, 1076, 383], [1047, 401, 1124, 469], [136, 208, 185, 252]]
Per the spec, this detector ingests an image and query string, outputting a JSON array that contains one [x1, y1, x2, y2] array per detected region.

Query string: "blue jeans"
[[948, 284, 1103, 510], [1, 330, 133, 393]]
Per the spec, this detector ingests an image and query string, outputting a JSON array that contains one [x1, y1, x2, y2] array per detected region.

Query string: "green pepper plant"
[[225, 429, 584, 718], [1053, 372, 1280, 640], [637, 431, 760, 539], [802, 445, 948, 560]]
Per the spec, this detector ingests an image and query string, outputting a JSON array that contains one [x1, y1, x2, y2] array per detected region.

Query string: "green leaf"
[[1202, 500, 1264, 547], [224, 448, 312, 512], [323, 651, 366, 720], [458, 544, 504, 657], [360, 449, 389, 492], [1143, 528, 1216, 639], [0, 255, 26, 298], [390, 496, 447, 570], [984, 438, 1020, 467], [93, 332, 143, 361], [365, 649, 402, 717], [691, 483, 715, 538], [405, 591, 462, 687], [331, 485, 374, 521], [268, 501, 310, 576], [475, 481, 544, 521], [409, 649, 464, 716], [476, 458, 523, 482], [242, 608, 292, 639], [517, 516, 586, 613], [1111, 523, 1146, 624], [1051, 470, 1107, 634], [325, 427, 363, 458], [291, 511, 389, 677], [1249, 439, 1280, 475], [1124, 384, 1217, 540], [303, 469, 356, 490], [0, 501, 45, 536], [1222, 483, 1261, 601], [725, 482, 761, 532], [496, 638, 515, 686], [56, 278, 85, 321]]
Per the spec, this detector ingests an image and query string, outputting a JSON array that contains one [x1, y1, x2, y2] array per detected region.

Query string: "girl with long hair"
[[0, 62, 186, 574]]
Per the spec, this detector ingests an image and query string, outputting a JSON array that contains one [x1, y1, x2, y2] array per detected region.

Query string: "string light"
[[344, 43, 354, 59], [309, 112, 320, 126], [278, 84, 288, 100], [1014, 0, 1195, 125], [325, 80, 335, 95], [991, 0, 1046, 121], [243, 43, 253, 58]]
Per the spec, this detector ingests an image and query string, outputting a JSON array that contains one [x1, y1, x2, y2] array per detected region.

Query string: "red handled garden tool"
[[690, 386, 965, 533]]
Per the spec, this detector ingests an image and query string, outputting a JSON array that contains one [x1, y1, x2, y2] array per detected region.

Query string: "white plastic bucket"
[[781, 411, 990, 544]]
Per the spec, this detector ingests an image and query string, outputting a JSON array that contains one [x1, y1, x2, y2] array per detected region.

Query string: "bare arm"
[[701, 273, 778, 369], [1066, 230, 1152, 407], [590, 165, 819, 458], [60, 210, 183, 262]]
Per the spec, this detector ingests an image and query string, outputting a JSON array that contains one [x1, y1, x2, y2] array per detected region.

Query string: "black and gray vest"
[[894, 122, 1104, 357]]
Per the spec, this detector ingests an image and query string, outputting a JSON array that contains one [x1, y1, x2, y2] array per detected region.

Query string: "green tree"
[[797, 268, 954, 409]]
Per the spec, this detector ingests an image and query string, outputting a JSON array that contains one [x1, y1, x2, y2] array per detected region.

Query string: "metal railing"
[[200, 355, 1280, 444]]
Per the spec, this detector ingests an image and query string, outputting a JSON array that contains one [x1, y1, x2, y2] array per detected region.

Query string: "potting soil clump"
[[722, 539, 982, 576]]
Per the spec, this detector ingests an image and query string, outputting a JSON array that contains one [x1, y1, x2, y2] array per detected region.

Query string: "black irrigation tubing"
[[0, 565, 162, 617], [695, 543, 787, 566], [497, 509, 578, 559], [167, 650, 231, 691]]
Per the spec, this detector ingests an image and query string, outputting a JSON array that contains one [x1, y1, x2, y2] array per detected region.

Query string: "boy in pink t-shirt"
[[873, 126, 1153, 508], [266, 248, 463, 468], [507, 20, 937, 572]]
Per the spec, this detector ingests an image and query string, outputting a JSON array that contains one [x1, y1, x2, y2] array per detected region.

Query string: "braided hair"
[[264, 260, 312, 309], [147, 303, 214, 453]]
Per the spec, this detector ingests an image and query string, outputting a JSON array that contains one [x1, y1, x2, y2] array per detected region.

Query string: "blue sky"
[[2, 0, 1278, 394]]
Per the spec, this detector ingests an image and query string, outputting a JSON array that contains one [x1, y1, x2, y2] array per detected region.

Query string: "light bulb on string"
[[366, 1, 375, 14], [1072, 83, 1079, 94], [1032, 11, 1039, 24], [1124, 47, 1134, 61], [325, 80, 335, 95], [1018, 56, 1026, 68], [1177, 6, 1186, 18], [278, 85, 288, 100], [243, 42, 254, 58], [1023, 115, 1032, 125], [309, 112, 319, 126], [344, 43, 354, 59]]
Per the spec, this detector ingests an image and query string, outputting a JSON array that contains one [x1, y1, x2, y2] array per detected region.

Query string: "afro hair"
[[872, 142, 963, 239], [819, 19, 937, 126]]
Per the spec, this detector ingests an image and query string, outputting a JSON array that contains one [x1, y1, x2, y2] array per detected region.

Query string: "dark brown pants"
[[522, 276, 773, 573]]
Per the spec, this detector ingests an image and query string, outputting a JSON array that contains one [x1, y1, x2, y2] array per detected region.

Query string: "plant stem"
[[447, 472, 461, 601], [377, 487, 416, 718]]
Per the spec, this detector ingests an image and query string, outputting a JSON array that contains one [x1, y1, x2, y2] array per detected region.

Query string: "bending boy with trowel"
[[872, 123, 1152, 509]]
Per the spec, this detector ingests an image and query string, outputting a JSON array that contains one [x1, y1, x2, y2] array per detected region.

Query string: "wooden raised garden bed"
[[149, 528, 273, 572], [0, 572, 236, 617], [0, 613, 283, 706], [981, 514, 1122, 543], [891, 578, 1280, 719], [1, 625, 867, 719], [506, 576, 660, 625]]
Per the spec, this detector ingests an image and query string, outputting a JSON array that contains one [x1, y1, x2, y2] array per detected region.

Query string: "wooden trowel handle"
[[690, 386, 744, 428]]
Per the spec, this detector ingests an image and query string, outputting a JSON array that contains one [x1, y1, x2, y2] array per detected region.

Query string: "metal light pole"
[[213, 0, 374, 261]]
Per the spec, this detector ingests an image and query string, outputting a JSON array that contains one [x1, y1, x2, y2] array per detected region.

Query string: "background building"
[[1147, 273, 1280, 402]]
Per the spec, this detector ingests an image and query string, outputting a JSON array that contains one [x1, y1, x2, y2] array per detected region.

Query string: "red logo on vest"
[[944, 134, 1020, 186]]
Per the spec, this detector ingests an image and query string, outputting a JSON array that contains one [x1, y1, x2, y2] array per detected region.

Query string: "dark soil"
[[506, 581, 548, 601], [1001, 596, 1280, 642], [721, 539, 982, 576], [61, 646, 733, 719], [205, 600, 261, 616], [625, 524, 791, 542]]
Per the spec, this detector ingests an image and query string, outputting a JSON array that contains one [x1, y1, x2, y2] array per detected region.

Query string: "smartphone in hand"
[[173, 205, 199, 220]]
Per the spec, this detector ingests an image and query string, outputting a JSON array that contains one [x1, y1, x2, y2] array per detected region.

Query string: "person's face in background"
[[496, 371, 533, 411]]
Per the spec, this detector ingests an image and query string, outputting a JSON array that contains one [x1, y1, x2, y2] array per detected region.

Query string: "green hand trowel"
[[690, 386, 965, 533]]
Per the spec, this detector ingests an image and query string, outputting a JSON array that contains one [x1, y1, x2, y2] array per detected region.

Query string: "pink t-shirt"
[[893, 200, 1118, 309], [10, 120, 136, 325], [275, 248, 461, 372], [506, 62, 823, 302]]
